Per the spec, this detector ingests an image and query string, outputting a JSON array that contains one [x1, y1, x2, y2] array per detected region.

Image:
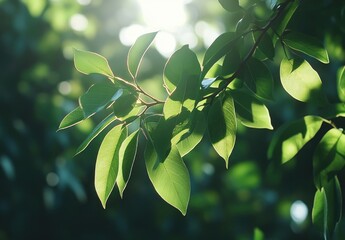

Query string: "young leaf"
[[241, 57, 274, 101], [337, 66, 345, 102], [79, 82, 123, 118], [127, 31, 158, 79], [208, 94, 237, 168], [218, 0, 241, 12], [202, 32, 236, 79], [313, 128, 345, 189], [230, 89, 273, 129], [94, 124, 126, 208], [74, 49, 114, 78], [284, 31, 329, 64], [280, 58, 327, 105], [75, 113, 117, 155], [163, 46, 201, 119], [117, 129, 140, 198], [268, 115, 324, 163], [145, 143, 190, 215], [58, 107, 84, 130], [164, 45, 201, 94]]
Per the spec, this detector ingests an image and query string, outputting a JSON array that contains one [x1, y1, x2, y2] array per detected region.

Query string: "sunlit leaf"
[[208, 94, 236, 168], [95, 124, 126, 208], [312, 177, 342, 239], [337, 66, 345, 102], [254, 228, 265, 240], [242, 57, 274, 100], [230, 90, 273, 129], [145, 143, 190, 215], [75, 113, 117, 155], [164, 45, 201, 94], [127, 31, 158, 79], [202, 32, 236, 79], [74, 49, 114, 78], [58, 107, 84, 130], [268, 115, 323, 163], [173, 110, 207, 157], [218, 0, 241, 12], [79, 82, 122, 118], [280, 58, 327, 105], [284, 31, 329, 64], [163, 46, 201, 119], [313, 128, 345, 189], [117, 129, 140, 197]]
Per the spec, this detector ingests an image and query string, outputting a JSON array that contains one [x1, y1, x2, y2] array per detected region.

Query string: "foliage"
[[58, 0, 345, 238]]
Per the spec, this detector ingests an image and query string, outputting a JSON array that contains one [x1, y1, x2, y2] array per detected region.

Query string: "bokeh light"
[[290, 200, 308, 224]]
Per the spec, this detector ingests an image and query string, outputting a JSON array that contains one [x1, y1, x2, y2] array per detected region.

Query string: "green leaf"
[[254, 228, 265, 240], [127, 31, 158, 79], [94, 124, 126, 208], [117, 129, 140, 197], [284, 31, 329, 64], [163, 46, 201, 119], [79, 82, 122, 118], [173, 110, 207, 157], [271, 0, 299, 45], [164, 45, 201, 94], [312, 177, 343, 239], [218, 0, 241, 12], [268, 115, 324, 163], [253, 31, 275, 60], [112, 91, 139, 119], [337, 66, 345, 102], [280, 58, 327, 105], [222, 48, 241, 77], [202, 32, 236, 79], [58, 107, 84, 130], [145, 143, 190, 215], [208, 94, 237, 168], [75, 113, 117, 155], [230, 90, 273, 129], [74, 49, 114, 78], [241, 57, 274, 101], [313, 128, 345, 189]]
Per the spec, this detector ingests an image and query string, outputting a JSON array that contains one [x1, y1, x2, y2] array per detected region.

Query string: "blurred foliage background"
[[1, 0, 345, 239]]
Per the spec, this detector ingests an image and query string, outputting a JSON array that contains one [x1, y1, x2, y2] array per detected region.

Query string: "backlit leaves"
[[208, 94, 237, 168], [74, 49, 114, 78], [58, 107, 84, 130], [145, 143, 190, 215], [338, 66, 345, 102]]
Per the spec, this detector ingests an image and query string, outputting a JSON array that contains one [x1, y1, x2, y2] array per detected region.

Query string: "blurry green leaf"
[[253, 31, 275, 60], [145, 143, 190, 215], [218, 0, 241, 12], [202, 32, 236, 79], [208, 94, 236, 168], [268, 115, 323, 163], [58, 107, 84, 130], [79, 82, 122, 118], [337, 66, 345, 102], [164, 45, 201, 94], [173, 110, 207, 157], [230, 89, 273, 129], [127, 31, 157, 79], [272, 0, 299, 45], [163, 46, 201, 119], [280, 58, 327, 105], [284, 31, 329, 64], [254, 228, 265, 240], [22, 0, 46, 17], [242, 57, 274, 100], [312, 177, 342, 239], [74, 49, 114, 78], [75, 113, 117, 155], [313, 129, 345, 189], [117, 129, 140, 197], [95, 124, 126, 208]]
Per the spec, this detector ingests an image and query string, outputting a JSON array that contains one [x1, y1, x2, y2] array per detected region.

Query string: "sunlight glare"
[[195, 21, 223, 48], [70, 13, 88, 32], [137, 0, 188, 31], [155, 31, 177, 58], [119, 24, 146, 46], [77, 0, 91, 6]]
